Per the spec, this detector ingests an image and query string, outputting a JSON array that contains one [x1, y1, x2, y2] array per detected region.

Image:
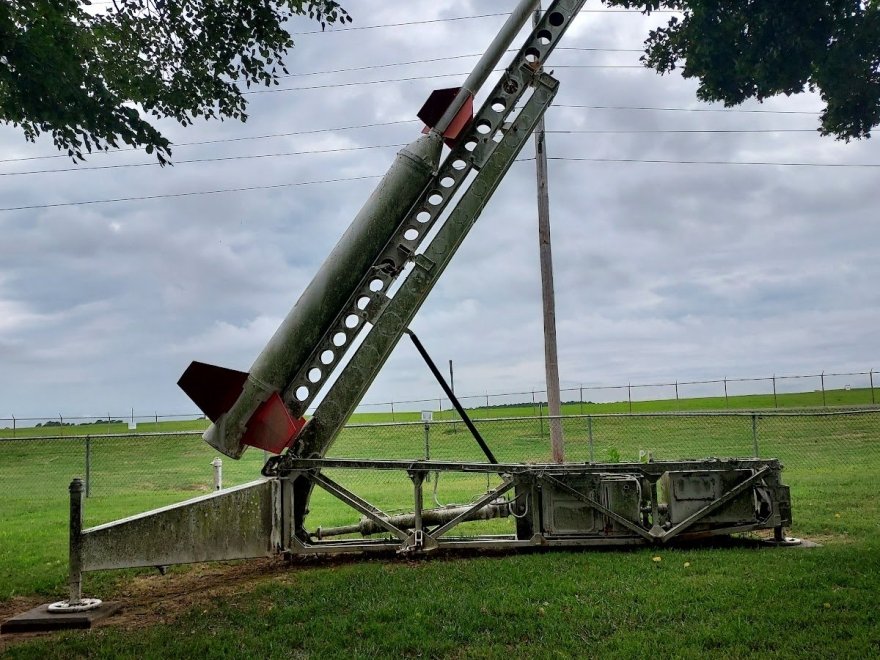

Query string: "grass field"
[[1, 394, 878, 656]]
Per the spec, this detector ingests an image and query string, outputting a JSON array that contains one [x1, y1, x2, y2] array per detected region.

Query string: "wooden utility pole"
[[533, 5, 564, 462]]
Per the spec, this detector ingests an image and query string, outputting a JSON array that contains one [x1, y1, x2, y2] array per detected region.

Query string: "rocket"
[[178, 0, 540, 459]]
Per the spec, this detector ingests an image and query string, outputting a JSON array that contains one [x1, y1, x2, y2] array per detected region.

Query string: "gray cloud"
[[0, 0, 877, 421]]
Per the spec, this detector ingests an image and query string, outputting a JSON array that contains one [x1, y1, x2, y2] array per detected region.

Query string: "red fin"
[[418, 87, 474, 146], [241, 393, 307, 454], [177, 361, 249, 423]]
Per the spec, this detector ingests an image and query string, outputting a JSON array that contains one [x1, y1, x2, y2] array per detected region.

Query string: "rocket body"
[[183, 132, 443, 459]]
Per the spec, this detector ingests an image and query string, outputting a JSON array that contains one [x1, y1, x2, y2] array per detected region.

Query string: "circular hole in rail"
[[525, 47, 541, 64], [295, 386, 310, 402], [464, 140, 477, 152], [548, 12, 564, 27], [345, 314, 360, 329], [427, 192, 444, 206], [404, 228, 419, 241], [308, 368, 322, 384], [439, 176, 455, 188], [537, 29, 552, 46], [321, 350, 335, 365], [357, 296, 370, 310], [475, 120, 492, 135], [491, 98, 506, 112], [333, 332, 347, 347], [416, 210, 432, 223], [452, 159, 467, 171], [369, 279, 384, 292]]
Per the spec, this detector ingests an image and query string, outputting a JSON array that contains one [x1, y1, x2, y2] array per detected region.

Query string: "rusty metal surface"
[[80, 479, 280, 571]]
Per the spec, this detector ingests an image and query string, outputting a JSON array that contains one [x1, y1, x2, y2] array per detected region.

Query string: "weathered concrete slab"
[[1, 602, 121, 633], [81, 479, 279, 571]]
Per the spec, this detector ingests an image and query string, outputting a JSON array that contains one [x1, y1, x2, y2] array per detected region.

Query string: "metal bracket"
[[310, 472, 409, 541], [659, 467, 771, 543], [541, 474, 655, 542]]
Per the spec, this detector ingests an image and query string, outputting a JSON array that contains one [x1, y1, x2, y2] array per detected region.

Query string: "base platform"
[[1, 602, 121, 634]]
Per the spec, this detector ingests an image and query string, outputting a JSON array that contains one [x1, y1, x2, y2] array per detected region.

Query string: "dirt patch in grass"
[[0, 553, 402, 651], [110, 557, 292, 629], [0, 559, 285, 651]]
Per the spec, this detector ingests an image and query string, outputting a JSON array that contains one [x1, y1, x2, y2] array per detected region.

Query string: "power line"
[[0, 175, 381, 213], [0, 102, 823, 167], [292, 12, 509, 34], [243, 65, 649, 95], [243, 72, 468, 95], [2, 130, 829, 178], [549, 156, 880, 168], [290, 9, 678, 35], [0, 143, 406, 177], [4, 156, 878, 212], [0, 120, 417, 165], [546, 128, 817, 134], [555, 104, 819, 115], [279, 47, 645, 79]]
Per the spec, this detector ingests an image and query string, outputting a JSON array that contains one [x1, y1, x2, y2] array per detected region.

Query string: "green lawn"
[[1, 397, 878, 656]]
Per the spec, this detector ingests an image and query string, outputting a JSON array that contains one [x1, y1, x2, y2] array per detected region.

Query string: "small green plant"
[[606, 447, 621, 463]]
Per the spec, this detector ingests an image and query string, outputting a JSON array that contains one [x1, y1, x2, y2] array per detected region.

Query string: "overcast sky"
[[1, 0, 878, 422]]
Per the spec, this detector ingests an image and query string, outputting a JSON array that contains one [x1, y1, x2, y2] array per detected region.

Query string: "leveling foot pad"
[[1, 602, 121, 633]]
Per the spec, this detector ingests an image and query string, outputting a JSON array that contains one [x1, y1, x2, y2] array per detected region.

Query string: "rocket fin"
[[240, 392, 306, 455], [178, 361, 249, 423], [418, 87, 474, 146]]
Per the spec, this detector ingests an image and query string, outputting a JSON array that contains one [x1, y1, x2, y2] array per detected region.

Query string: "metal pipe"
[[751, 413, 759, 457], [68, 478, 84, 605], [405, 329, 498, 464], [212, 457, 223, 491], [316, 501, 510, 539], [433, 0, 539, 134], [84, 436, 91, 498]]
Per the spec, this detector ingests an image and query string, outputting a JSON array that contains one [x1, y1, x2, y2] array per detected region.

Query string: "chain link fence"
[[2, 370, 876, 432], [3, 409, 877, 536]]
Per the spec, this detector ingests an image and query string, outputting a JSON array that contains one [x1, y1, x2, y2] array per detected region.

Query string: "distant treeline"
[[34, 419, 125, 427]]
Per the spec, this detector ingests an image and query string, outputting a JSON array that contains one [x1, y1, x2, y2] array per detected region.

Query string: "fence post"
[[871, 370, 875, 405], [539, 401, 545, 438], [11, 414, 14, 438], [587, 415, 594, 463], [772, 375, 778, 408], [579, 385, 584, 415], [67, 478, 85, 606], [723, 379, 728, 407], [820, 371, 826, 407], [391, 401, 395, 422], [59, 414, 64, 436], [628, 383, 632, 414], [532, 390, 537, 417], [212, 457, 223, 491], [675, 381, 679, 409], [424, 422, 430, 461], [751, 413, 759, 457], [84, 436, 92, 498]]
